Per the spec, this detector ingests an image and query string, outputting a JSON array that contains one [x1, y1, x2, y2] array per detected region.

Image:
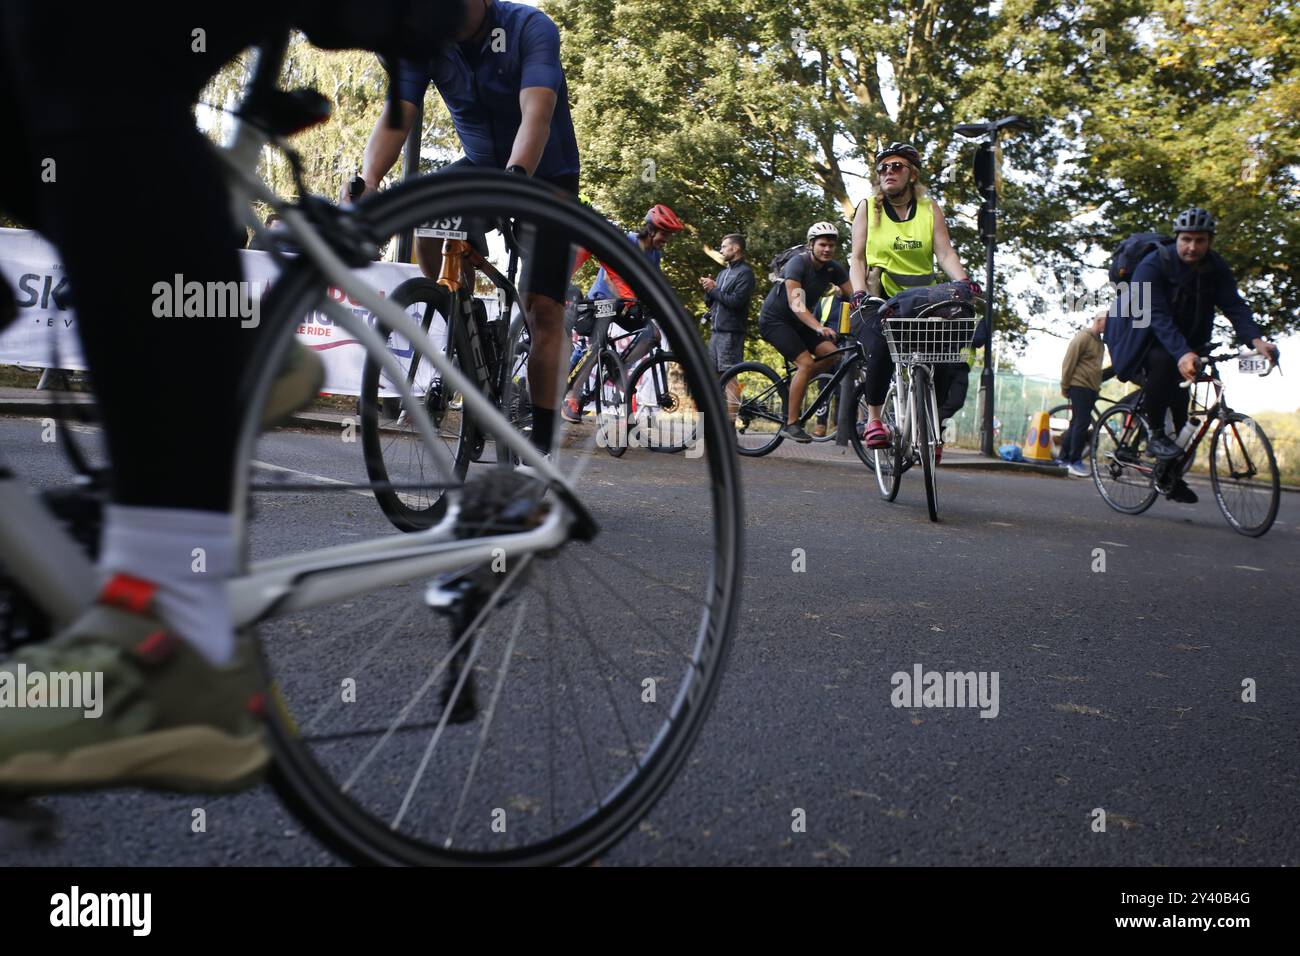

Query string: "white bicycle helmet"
[[806, 221, 839, 244]]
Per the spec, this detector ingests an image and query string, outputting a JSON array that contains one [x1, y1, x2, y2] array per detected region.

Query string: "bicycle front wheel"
[[627, 351, 697, 453], [359, 277, 472, 531], [1210, 414, 1280, 537], [244, 169, 742, 866], [719, 361, 786, 457], [914, 366, 939, 521], [1090, 405, 1158, 514], [593, 348, 628, 458]]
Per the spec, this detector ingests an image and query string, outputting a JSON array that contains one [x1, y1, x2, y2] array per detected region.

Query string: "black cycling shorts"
[[760, 317, 824, 362]]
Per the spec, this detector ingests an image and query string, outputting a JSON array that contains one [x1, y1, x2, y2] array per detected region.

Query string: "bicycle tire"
[[1210, 413, 1280, 537], [626, 351, 695, 454], [242, 169, 741, 866], [1090, 404, 1158, 515], [719, 361, 786, 457], [594, 347, 628, 457], [858, 377, 901, 501], [915, 366, 939, 521], [359, 277, 473, 531], [495, 311, 532, 465], [803, 372, 837, 442]]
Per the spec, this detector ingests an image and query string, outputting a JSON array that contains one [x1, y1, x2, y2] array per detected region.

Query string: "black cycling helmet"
[[1172, 207, 1216, 235], [875, 141, 921, 168]]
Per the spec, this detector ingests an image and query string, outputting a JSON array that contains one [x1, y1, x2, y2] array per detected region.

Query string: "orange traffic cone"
[[1023, 410, 1055, 462]]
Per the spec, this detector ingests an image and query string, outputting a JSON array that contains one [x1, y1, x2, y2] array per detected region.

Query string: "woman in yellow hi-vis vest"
[[848, 142, 970, 451]]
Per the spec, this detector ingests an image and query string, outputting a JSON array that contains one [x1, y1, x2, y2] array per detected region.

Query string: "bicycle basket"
[[881, 312, 978, 364]]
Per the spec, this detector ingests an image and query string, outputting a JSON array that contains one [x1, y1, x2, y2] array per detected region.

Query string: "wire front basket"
[[881, 301, 980, 365]]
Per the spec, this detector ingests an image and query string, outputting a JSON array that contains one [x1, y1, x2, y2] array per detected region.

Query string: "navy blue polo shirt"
[[395, 1, 580, 178]]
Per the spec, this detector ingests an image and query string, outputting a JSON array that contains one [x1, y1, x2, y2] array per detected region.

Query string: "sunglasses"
[[876, 161, 911, 174]]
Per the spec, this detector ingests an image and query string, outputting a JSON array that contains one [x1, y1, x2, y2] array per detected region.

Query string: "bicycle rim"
[[1210, 414, 1279, 537], [872, 382, 902, 501], [1090, 405, 1158, 514], [359, 278, 470, 530], [241, 171, 742, 866], [915, 368, 939, 521], [628, 352, 696, 454], [720, 361, 785, 457], [595, 348, 628, 458]]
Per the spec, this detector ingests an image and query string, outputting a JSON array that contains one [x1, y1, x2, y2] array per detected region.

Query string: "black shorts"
[[760, 317, 823, 362]]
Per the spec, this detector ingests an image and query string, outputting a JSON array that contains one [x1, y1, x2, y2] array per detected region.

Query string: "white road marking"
[[251, 460, 376, 499], [1099, 541, 1129, 548], [1234, 565, 1265, 572]]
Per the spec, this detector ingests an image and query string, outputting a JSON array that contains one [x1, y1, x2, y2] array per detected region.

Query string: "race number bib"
[[415, 216, 468, 240]]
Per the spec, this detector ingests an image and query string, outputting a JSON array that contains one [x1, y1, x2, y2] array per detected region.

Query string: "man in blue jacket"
[[1106, 208, 1278, 467]]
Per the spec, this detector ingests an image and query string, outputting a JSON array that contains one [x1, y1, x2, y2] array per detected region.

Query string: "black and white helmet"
[[806, 221, 840, 244], [1172, 207, 1216, 235]]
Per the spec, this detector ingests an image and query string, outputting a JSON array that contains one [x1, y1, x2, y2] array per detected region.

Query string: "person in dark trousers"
[[700, 232, 754, 369], [1059, 311, 1107, 477]]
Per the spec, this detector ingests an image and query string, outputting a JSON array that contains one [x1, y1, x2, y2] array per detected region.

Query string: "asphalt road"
[[1, 417, 1297, 866]]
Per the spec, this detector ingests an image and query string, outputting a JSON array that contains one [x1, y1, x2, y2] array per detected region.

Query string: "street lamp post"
[[955, 115, 1032, 457]]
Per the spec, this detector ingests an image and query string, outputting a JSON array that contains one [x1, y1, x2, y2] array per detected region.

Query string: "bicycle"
[[561, 296, 650, 457], [0, 33, 743, 866], [853, 298, 982, 522], [1089, 347, 1281, 536], [358, 218, 528, 530], [720, 341, 869, 458]]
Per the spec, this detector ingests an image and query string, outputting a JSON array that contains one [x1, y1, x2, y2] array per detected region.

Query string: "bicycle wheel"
[[914, 366, 939, 522], [859, 376, 902, 501], [1047, 403, 1072, 461], [626, 351, 697, 454], [719, 361, 786, 456], [593, 348, 628, 458], [1210, 414, 1280, 537], [359, 277, 472, 531], [802, 372, 837, 441], [846, 373, 876, 469], [243, 169, 741, 866], [1090, 404, 1158, 514]]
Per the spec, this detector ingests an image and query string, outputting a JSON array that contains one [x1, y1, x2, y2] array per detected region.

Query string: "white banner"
[[0, 228, 503, 397]]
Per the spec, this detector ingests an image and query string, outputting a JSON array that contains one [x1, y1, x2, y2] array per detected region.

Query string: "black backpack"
[[767, 245, 808, 283], [1108, 232, 1174, 284]]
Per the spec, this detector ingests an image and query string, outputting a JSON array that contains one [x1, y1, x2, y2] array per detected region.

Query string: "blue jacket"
[[1106, 246, 1262, 382]]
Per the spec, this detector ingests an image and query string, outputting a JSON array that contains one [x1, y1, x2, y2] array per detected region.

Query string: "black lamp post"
[[955, 115, 1032, 457]]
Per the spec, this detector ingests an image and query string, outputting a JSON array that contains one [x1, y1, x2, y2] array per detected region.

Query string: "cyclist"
[[757, 221, 853, 443], [0, 4, 468, 793], [848, 142, 972, 450], [563, 204, 684, 422], [354, 0, 580, 454], [1105, 207, 1278, 502]]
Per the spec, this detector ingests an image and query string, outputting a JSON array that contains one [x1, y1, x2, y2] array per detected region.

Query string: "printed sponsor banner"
[[0, 228, 502, 397]]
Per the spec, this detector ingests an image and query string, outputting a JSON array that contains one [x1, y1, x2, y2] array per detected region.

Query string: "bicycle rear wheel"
[[802, 373, 837, 441], [914, 366, 939, 521], [626, 351, 696, 453], [1210, 414, 1279, 537], [359, 277, 472, 531], [719, 361, 786, 457], [244, 170, 741, 866], [1090, 405, 1158, 514], [857, 377, 901, 501]]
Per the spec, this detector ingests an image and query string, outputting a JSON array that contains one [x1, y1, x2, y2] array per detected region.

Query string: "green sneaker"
[[0, 574, 270, 794]]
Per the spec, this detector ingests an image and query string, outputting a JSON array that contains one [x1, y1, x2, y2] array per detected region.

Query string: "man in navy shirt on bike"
[[356, 0, 581, 453], [1106, 208, 1278, 495]]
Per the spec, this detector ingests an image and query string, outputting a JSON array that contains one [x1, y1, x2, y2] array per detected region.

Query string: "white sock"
[[100, 505, 238, 665]]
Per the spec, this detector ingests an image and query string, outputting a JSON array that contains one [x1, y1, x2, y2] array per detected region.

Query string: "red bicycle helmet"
[[645, 204, 684, 233]]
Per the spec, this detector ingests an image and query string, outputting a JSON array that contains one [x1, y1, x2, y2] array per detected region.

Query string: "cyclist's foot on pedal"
[[862, 419, 891, 448], [0, 576, 269, 794], [1166, 478, 1199, 504], [780, 423, 813, 443], [1147, 431, 1183, 460], [260, 343, 324, 430], [811, 423, 827, 438], [561, 396, 584, 424], [1066, 460, 1091, 478]]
